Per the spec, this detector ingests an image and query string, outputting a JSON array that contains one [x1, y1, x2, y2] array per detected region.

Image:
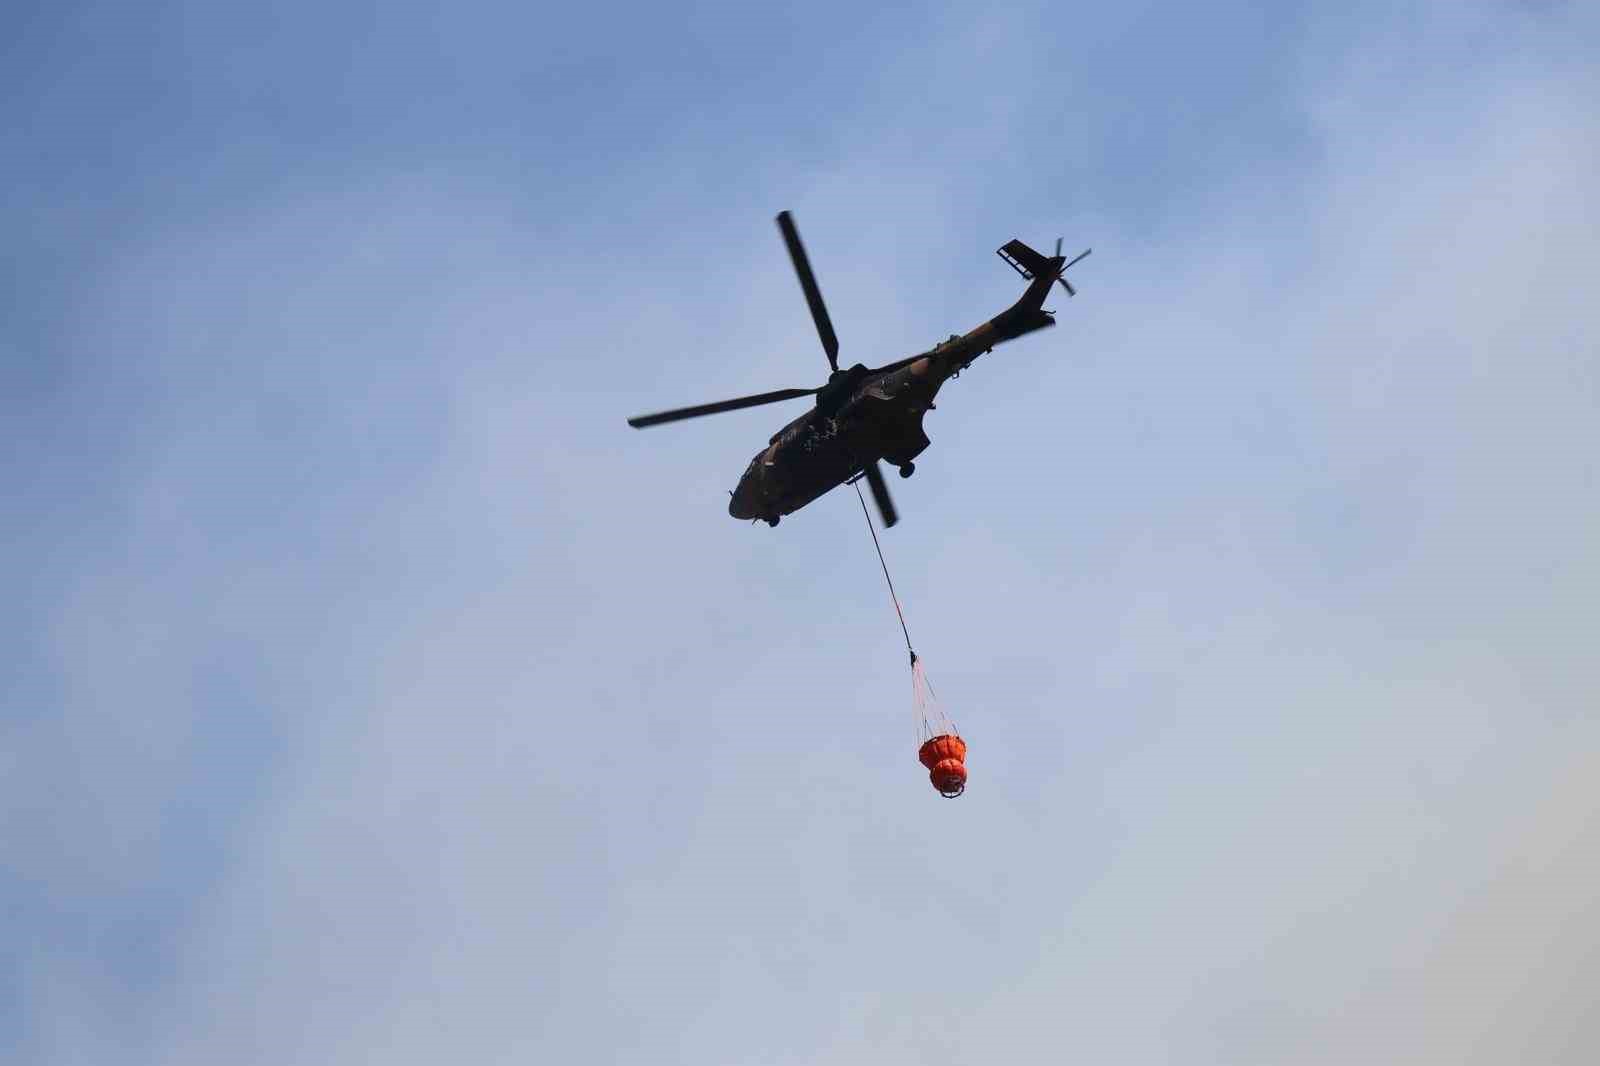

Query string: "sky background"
[[4, 1, 1599, 1063]]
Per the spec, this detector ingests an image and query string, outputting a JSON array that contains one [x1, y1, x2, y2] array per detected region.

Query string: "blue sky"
[[5, 2, 1599, 1063]]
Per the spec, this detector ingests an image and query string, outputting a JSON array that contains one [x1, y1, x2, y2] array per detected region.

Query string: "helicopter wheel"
[[765, 515, 780, 527], [898, 463, 915, 479]]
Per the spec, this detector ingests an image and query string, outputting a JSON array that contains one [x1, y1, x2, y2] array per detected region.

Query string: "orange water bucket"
[[917, 733, 967, 797]]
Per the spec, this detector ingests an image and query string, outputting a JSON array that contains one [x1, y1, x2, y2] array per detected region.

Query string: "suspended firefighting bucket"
[[913, 654, 966, 797], [919, 733, 968, 798], [853, 480, 969, 798]]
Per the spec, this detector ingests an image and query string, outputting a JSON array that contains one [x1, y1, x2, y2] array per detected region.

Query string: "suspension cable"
[[853, 481, 916, 667]]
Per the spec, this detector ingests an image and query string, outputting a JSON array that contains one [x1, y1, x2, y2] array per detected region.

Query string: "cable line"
[[853, 479, 915, 667]]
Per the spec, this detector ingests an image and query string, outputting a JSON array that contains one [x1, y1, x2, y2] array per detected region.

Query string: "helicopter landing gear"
[[765, 515, 781, 527], [898, 462, 915, 479]]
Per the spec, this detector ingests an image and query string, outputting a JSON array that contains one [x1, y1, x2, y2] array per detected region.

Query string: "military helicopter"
[[627, 211, 1089, 528]]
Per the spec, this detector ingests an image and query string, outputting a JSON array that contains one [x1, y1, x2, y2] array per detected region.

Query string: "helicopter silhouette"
[[627, 211, 1088, 528]]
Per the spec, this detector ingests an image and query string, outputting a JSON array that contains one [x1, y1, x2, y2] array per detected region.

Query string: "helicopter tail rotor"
[[1056, 240, 1091, 297], [999, 237, 1091, 298]]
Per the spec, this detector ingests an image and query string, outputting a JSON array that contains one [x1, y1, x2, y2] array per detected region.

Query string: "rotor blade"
[[627, 387, 818, 428], [1057, 248, 1090, 298], [776, 211, 840, 372], [863, 461, 899, 528]]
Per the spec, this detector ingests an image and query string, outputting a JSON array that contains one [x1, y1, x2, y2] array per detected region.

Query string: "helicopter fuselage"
[[728, 300, 1054, 524], [626, 213, 1087, 530]]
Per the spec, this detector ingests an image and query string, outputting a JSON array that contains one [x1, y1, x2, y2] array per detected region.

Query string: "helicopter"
[[627, 211, 1089, 528]]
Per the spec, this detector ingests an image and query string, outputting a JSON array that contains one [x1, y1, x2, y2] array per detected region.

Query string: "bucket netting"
[[912, 654, 957, 744]]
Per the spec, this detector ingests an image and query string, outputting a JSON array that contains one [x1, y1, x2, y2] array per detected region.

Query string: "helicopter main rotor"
[[776, 209, 840, 374], [626, 210, 901, 527]]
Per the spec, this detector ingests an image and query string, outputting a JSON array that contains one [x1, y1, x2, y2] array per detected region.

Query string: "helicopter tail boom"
[[990, 262, 1063, 339]]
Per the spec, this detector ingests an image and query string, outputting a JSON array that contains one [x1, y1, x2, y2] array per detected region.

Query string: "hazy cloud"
[[5, 2, 1597, 1063]]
